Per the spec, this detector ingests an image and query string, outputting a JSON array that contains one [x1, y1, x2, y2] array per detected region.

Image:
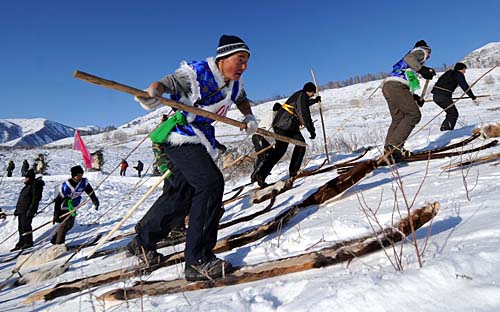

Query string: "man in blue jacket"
[[51, 165, 99, 244], [382, 40, 436, 160], [132, 34, 257, 281]]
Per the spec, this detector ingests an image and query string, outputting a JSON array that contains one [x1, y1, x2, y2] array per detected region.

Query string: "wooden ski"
[[441, 152, 500, 170], [98, 202, 440, 301], [337, 139, 497, 174]]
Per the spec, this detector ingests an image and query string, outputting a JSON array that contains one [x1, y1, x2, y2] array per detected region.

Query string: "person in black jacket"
[[431, 62, 477, 131], [51, 166, 99, 245], [252, 82, 320, 188], [133, 160, 144, 177], [250, 102, 282, 181], [21, 160, 29, 177], [6, 160, 15, 177], [11, 169, 45, 251]]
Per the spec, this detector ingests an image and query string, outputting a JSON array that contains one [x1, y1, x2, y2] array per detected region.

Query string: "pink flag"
[[73, 130, 92, 169]]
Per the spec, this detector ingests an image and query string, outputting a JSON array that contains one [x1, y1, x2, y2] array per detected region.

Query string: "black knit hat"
[[414, 40, 429, 48], [71, 165, 84, 177], [26, 169, 35, 179], [216, 35, 250, 60], [454, 62, 467, 71], [303, 82, 317, 93]]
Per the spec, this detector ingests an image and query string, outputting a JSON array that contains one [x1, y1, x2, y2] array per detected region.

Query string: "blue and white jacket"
[[59, 178, 89, 208], [384, 47, 430, 86], [162, 57, 244, 158]]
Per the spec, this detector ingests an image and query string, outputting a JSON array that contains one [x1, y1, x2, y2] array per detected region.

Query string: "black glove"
[[92, 197, 100, 211], [418, 66, 436, 80], [52, 212, 59, 224], [0, 211, 6, 221], [309, 131, 316, 140], [314, 96, 321, 103], [413, 94, 425, 107], [216, 142, 227, 154]]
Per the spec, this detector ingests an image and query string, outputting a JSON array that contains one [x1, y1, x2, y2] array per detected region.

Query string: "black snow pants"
[[136, 143, 224, 265]]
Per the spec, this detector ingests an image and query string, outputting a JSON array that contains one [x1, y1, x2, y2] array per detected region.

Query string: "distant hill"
[[462, 42, 500, 68], [0, 118, 75, 147]]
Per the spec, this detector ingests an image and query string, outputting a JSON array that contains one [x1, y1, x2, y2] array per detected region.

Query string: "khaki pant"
[[51, 212, 75, 244], [383, 81, 421, 146]]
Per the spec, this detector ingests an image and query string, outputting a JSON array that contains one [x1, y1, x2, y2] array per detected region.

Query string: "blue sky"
[[1, 0, 499, 128]]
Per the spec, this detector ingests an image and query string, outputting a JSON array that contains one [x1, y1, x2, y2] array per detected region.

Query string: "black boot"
[[184, 257, 233, 281], [440, 119, 455, 131], [127, 237, 163, 266], [167, 225, 186, 241], [10, 243, 22, 252], [20, 242, 33, 250], [384, 145, 413, 161], [254, 173, 269, 188], [251, 160, 265, 183]]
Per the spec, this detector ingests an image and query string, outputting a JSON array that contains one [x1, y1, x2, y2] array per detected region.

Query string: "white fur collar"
[[206, 57, 226, 88]]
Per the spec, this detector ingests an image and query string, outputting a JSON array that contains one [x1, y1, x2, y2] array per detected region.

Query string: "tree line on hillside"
[[253, 64, 452, 104]]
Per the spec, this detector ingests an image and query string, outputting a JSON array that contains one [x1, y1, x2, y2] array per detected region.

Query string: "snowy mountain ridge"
[[0, 118, 75, 147], [462, 42, 500, 68]]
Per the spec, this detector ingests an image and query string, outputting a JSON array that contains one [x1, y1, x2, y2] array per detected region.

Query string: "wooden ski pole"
[[424, 94, 490, 103], [86, 170, 170, 259], [310, 68, 330, 163], [421, 79, 430, 98], [368, 81, 383, 98], [73, 70, 307, 148], [223, 144, 273, 169]]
